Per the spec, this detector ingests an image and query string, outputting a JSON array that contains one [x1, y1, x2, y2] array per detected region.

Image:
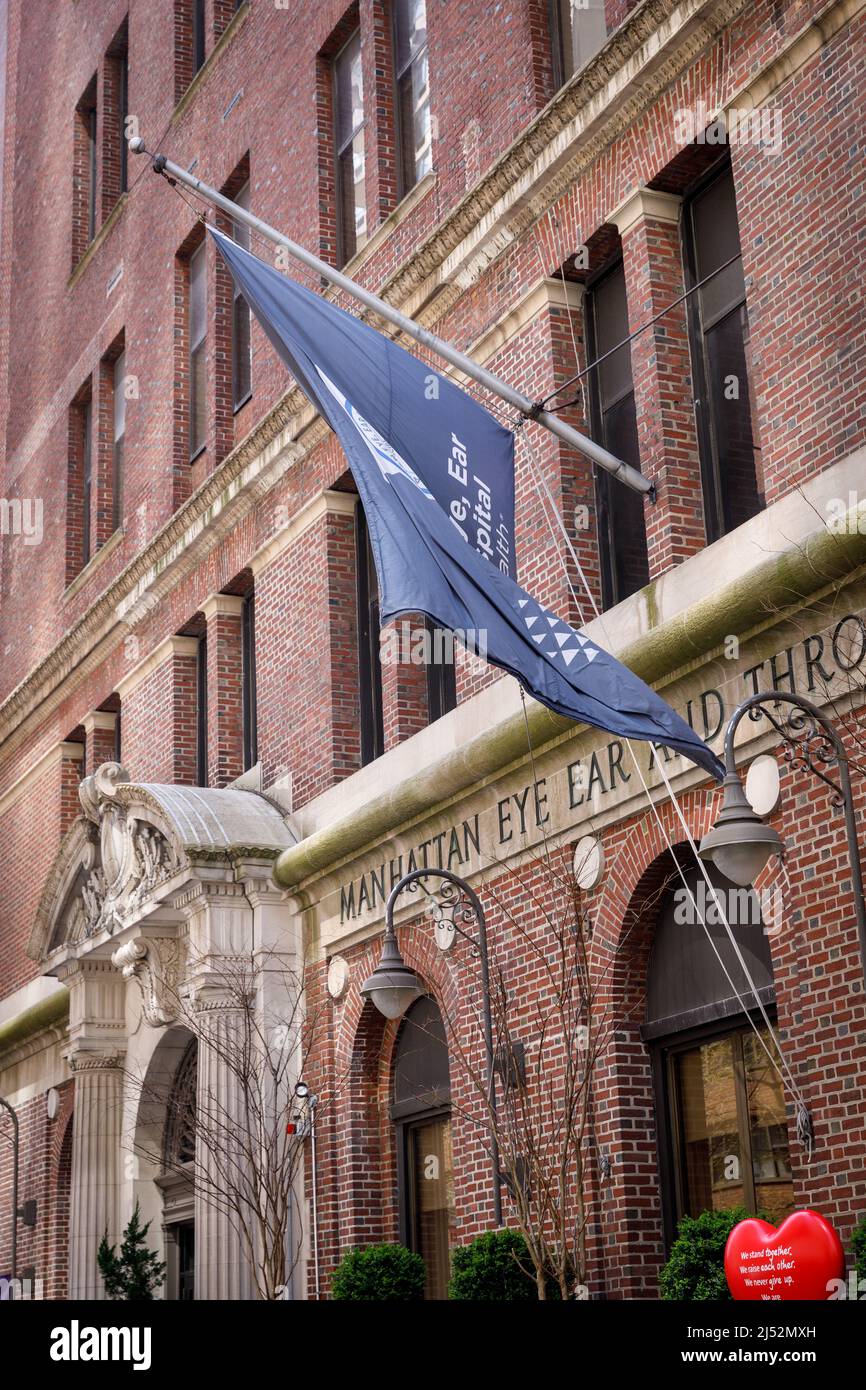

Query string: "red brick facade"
[[1, 0, 865, 1301]]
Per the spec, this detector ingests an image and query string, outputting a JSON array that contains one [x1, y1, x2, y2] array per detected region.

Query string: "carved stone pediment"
[[31, 761, 295, 966], [72, 764, 179, 939], [32, 763, 182, 959]]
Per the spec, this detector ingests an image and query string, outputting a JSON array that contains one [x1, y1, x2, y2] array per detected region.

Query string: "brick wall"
[[2, 0, 866, 1300]]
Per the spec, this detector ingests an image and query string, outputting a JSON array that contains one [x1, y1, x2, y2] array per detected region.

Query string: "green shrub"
[[852, 1215, 866, 1285], [660, 1207, 753, 1301], [97, 1202, 166, 1300], [330, 1243, 425, 1301], [449, 1229, 540, 1301]]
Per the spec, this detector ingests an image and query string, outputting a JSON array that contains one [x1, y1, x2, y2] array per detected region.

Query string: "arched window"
[[161, 1038, 197, 1300], [391, 997, 454, 1299], [163, 1038, 197, 1171], [645, 863, 793, 1240]]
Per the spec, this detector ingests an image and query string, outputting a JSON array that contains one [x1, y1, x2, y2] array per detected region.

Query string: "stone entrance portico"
[[30, 763, 300, 1300]]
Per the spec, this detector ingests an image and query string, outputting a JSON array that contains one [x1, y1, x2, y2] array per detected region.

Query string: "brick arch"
[[591, 786, 720, 961], [583, 787, 720, 1300], [328, 916, 464, 1270]]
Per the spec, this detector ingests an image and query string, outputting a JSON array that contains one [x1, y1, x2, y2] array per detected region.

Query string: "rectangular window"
[[113, 349, 126, 531], [105, 20, 130, 211], [334, 29, 367, 265], [66, 384, 94, 582], [394, 0, 432, 195], [82, 397, 93, 564], [189, 242, 207, 458], [193, 0, 206, 73], [356, 504, 384, 764], [232, 181, 252, 408], [585, 260, 649, 608], [86, 103, 97, 240], [197, 634, 208, 786], [550, 0, 607, 87], [118, 36, 129, 195], [242, 591, 258, 770], [667, 1025, 793, 1227], [72, 76, 98, 263], [425, 620, 457, 723], [684, 164, 763, 542]]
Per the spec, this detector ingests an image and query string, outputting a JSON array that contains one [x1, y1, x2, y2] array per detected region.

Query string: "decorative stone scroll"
[[111, 937, 185, 1028], [76, 764, 178, 937]]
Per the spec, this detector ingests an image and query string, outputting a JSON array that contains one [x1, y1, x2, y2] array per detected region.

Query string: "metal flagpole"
[[128, 138, 653, 500]]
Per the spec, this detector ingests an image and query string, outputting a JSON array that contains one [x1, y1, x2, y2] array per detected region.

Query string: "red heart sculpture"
[[724, 1209, 845, 1300]]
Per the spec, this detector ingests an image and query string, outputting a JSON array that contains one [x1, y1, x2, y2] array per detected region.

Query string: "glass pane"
[[600, 392, 648, 603], [232, 180, 251, 253], [395, 0, 427, 72], [335, 30, 364, 150], [233, 294, 252, 406], [594, 262, 631, 410], [411, 50, 432, 182], [693, 170, 746, 325], [189, 244, 206, 348], [704, 305, 762, 532], [675, 1037, 744, 1213], [112, 436, 124, 530], [558, 0, 607, 80], [113, 349, 126, 441], [339, 130, 367, 261], [190, 342, 206, 455], [178, 1222, 195, 1301], [743, 1031, 793, 1224], [411, 1117, 455, 1299]]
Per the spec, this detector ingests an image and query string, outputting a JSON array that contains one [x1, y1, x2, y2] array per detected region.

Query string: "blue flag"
[[212, 229, 723, 781], [216, 230, 514, 577]]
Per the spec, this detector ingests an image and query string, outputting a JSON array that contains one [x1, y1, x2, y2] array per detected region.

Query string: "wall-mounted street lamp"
[[700, 690, 866, 991], [360, 867, 503, 1227]]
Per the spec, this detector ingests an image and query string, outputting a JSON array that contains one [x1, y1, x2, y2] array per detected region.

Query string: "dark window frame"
[[651, 1008, 785, 1251], [231, 180, 253, 411], [355, 503, 384, 765], [193, 0, 206, 73], [681, 157, 761, 543], [548, 0, 608, 90], [196, 634, 208, 787], [119, 40, 129, 194], [242, 590, 258, 770], [81, 396, 93, 564], [333, 26, 367, 266], [188, 241, 207, 461], [87, 102, 98, 242], [392, 0, 432, 199], [112, 346, 126, 533], [584, 257, 649, 609], [425, 619, 457, 723]]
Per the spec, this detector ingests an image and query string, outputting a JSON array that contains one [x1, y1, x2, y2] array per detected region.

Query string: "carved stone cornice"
[[66, 1051, 124, 1073]]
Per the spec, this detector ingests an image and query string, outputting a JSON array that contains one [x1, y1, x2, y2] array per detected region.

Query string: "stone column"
[[67, 1054, 124, 1298], [193, 997, 257, 1301], [58, 957, 126, 1299], [182, 879, 257, 1300]]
